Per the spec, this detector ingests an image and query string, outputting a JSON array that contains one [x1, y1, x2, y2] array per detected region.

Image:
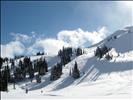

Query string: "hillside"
[[1, 26, 133, 99]]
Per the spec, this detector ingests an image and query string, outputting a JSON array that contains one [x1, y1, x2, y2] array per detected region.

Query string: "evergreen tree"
[[34, 60, 38, 72], [23, 57, 30, 73], [29, 62, 34, 82], [102, 45, 108, 55], [14, 67, 23, 81], [0, 70, 5, 91], [11, 59, 15, 69], [57, 63, 62, 77], [95, 47, 102, 58], [72, 61, 80, 79], [50, 63, 62, 81], [58, 47, 72, 66], [50, 65, 57, 81], [38, 58, 46, 75], [6, 65, 10, 82], [0, 57, 3, 69], [76, 48, 82, 56], [43, 58, 48, 72], [23, 57, 34, 78], [95, 45, 111, 59], [3, 70, 8, 91], [1, 67, 9, 91], [19, 60, 23, 69], [18, 60, 26, 79], [36, 52, 41, 55], [4, 57, 8, 64]]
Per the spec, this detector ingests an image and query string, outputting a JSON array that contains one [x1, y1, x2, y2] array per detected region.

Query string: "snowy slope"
[[46, 26, 133, 91], [1, 26, 133, 99]]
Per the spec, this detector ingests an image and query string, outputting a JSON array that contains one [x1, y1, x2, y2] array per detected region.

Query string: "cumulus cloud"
[[57, 26, 108, 47], [1, 41, 25, 58], [1, 26, 109, 58], [28, 38, 70, 55]]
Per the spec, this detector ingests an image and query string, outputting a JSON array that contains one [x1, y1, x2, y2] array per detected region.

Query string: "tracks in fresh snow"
[[74, 65, 100, 85]]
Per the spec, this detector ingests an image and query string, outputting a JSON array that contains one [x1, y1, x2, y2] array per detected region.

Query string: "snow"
[[1, 26, 133, 99], [50, 70, 132, 98]]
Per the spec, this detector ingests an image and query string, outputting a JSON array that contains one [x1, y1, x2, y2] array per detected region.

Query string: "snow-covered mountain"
[[1, 26, 133, 99]]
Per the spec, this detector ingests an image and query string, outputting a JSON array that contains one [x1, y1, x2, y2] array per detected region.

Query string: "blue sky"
[[1, 1, 132, 58], [1, 1, 132, 44]]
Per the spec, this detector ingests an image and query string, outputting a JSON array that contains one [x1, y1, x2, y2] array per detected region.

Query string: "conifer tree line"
[[33, 58, 48, 75], [50, 63, 62, 81], [36, 52, 44, 56], [0, 57, 11, 91], [0, 56, 48, 91], [95, 45, 112, 59], [0, 47, 83, 91], [58, 47, 72, 66], [50, 61, 80, 81], [50, 47, 82, 81], [0, 65, 10, 91], [58, 47, 83, 66]]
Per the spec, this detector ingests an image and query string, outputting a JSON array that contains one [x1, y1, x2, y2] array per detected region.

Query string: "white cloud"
[[58, 28, 85, 47], [1, 26, 108, 57], [57, 26, 108, 47], [1, 41, 25, 58], [11, 33, 31, 43], [28, 38, 70, 55]]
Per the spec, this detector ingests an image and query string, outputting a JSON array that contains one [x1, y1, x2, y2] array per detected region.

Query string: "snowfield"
[[1, 26, 133, 99]]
